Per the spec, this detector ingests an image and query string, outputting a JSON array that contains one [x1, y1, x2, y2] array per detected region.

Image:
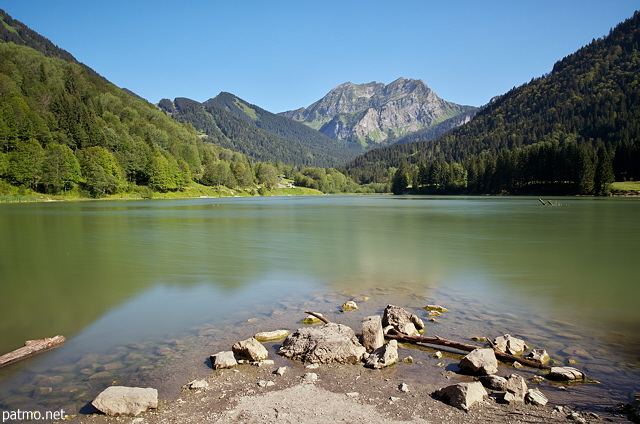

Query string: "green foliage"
[[42, 142, 81, 193], [7, 138, 44, 188], [345, 11, 640, 195]]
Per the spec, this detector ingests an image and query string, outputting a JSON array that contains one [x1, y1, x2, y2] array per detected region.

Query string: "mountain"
[[159, 94, 360, 167], [345, 11, 640, 195], [281, 77, 477, 148]]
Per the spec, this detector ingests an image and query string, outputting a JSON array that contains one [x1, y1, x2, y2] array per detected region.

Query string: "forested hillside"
[[346, 11, 640, 195], [159, 95, 359, 167]]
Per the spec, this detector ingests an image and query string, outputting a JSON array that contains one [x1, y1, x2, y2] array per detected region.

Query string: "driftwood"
[[385, 329, 552, 370], [0, 335, 66, 368], [304, 311, 331, 324]]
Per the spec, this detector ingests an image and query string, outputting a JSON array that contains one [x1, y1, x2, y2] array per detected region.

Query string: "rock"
[[210, 351, 238, 369], [435, 382, 488, 411], [253, 359, 275, 367], [302, 373, 318, 383], [361, 315, 384, 351], [525, 349, 551, 364], [254, 330, 290, 342], [382, 305, 424, 335], [479, 375, 507, 391], [342, 301, 358, 311], [399, 383, 410, 393], [433, 351, 443, 359], [91, 386, 158, 417], [346, 392, 359, 398], [232, 338, 269, 361], [257, 380, 275, 388], [471, 336, 488, 342], [567, 411, 587, 423], [512, 361, 523, 369], [364, 340, 398, 369], [278, 323, 366, 364], [504, 374, 528, 403], [183, 379, 208, 390], [493, 334, 526, 355], [459, 348, 498, 375], [525, 388, 548, 406], [302, 314, 324, 325], [547, 366, 585, 381], [402, 356, 414, 364], [423, 304, 448, 312], [624, 394, 640, 423], [274, 367, 287, 376]]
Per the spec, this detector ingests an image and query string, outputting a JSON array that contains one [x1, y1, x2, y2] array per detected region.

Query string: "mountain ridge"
[[281, 77, 476, 147]]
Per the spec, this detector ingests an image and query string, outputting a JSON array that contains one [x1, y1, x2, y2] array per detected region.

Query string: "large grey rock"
[[278, 323, 366, 364], [232, 338, 269, 361], [459, 348, 498, 375], [525, 388, 548, 406], [382, 305, 424, 335], [364, 340, 398, 369], [361, 315, 384, 351], [479, 375, 507, 391], [210, 351, 238, 369], [494, 334, 526, 355], [435, 382, 488, 411], [547, 366, 585, 381], [92, 386, 158, 416], [504, 374, 528, 403]]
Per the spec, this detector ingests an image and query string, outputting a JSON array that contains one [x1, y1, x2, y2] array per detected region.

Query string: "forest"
[[346, 11, 640, 196]]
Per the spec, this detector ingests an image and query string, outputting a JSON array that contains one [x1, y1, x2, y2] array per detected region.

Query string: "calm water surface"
[[0, 195, 638, 414]]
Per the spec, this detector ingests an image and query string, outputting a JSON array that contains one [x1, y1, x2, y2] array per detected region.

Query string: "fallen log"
[[385, 330, 552, 370], [303, 311, 331, 324], [0, 335, 66, 368]]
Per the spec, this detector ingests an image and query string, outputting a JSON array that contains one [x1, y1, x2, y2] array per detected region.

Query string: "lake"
[[0, 195, 639, 415]]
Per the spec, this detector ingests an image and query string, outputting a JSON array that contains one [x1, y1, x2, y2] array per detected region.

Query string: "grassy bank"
[[610, 181, 640, 195]]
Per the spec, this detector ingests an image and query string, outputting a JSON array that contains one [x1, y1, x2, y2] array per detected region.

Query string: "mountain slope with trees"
[[345, 11, 640, 195], [158, 94, 359, 167]]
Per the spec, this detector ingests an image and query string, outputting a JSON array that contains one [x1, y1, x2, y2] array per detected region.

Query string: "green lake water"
[[0, 195, 639, 415]]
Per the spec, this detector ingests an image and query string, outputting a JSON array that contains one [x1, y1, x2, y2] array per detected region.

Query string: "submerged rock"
[[232, 338, 269, 361], [364, 340, 398, 369], [459, 348, 498, 375], [382, 305, 424, 335], [92, 386, 157, 417], [494, 334, 526, 355], [435, 382, 488, 411], [342, 301, 358, 311], [361, 315, 384, 351], [547, 366, 585, 381], [278, 323, 366, 364], [254, 330, 290, 342], [302, 314, 324, 325], [525, 349, 551, 364], [423, 304, 448, 312]]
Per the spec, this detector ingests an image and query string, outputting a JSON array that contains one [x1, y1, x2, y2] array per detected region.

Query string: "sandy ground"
[[74, 357, 625, 424]]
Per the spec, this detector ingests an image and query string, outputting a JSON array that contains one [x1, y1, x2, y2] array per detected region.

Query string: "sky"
[[2, 1, 639, 113]]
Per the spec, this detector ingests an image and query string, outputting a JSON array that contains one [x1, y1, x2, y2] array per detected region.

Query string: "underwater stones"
[[423, 304, 448, 312], [459, 348, 498, 375], [525, 349, 551, 364], [547, 366, 585, 381], [302, 314, 324, 325], [342, 301, 358, 311], [254, 330, 290, 342]]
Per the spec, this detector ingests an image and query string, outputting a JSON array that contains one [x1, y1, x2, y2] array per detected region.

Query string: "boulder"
[[342, 301, 358, 311], [382, 305, 424, 335], [525, 349, 551, 364], [210, 351, 238, 369], [480, 375, 507, 391], [278, 323, 366, 364], [435, 382, 488, 411], [504, 374, 528, 403], [92, 386, 158, 417], [525, 388, 548, 406], [361, 315, 384, 351], [364, 340, 398, 369], [459, 348, 498, 375], [254, 330, 290, 342], [493, 334, 526, 355], [232, 338, 269, 361], [547, 366, 585, 381]]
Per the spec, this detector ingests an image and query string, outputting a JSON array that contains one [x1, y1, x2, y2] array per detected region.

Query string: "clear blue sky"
[[2, 1, 638, 112]]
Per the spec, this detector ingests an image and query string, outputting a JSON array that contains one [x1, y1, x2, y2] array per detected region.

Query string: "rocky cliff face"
[[281, 78, 476, 147]]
